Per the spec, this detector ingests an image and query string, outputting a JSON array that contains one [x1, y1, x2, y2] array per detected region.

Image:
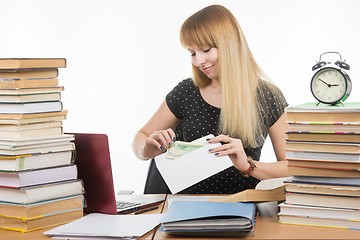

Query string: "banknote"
[[166, 141, 205, 159]]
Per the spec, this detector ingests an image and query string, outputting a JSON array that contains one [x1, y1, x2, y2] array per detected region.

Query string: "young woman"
[[132, 4, 290, 194]]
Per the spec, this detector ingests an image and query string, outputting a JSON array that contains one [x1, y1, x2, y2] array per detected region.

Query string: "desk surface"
[[1, 194, 359, 240], [153, 216, 360, 240]]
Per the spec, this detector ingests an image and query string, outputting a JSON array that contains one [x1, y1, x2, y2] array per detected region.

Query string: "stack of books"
[[0, 58, 84, 233], [279, 102, 360, 230]]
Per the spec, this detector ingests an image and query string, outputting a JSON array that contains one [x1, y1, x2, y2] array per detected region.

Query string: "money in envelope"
[[166, 141, 205, 159]]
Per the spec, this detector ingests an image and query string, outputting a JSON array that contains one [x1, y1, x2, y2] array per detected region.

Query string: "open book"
[[208, 177, 290, 202]]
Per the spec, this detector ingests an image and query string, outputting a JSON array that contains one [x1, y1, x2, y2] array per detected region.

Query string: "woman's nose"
[[192, 53, 206, 68]]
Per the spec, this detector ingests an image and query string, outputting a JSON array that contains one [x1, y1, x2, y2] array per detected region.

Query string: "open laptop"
[[68, 132, 165, 214]]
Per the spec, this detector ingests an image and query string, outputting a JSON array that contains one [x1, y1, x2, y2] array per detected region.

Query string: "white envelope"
[[155, 134, 233, 193]]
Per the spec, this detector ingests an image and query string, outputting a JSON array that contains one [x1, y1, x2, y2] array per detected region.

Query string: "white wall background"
[[1, 0, 359, 194]]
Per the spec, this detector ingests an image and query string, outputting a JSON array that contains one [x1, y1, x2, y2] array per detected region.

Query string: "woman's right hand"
[[141, 128, 176, 159]]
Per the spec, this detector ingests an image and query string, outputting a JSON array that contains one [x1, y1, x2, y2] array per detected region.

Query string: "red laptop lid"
[[68, 133, 117, 214]]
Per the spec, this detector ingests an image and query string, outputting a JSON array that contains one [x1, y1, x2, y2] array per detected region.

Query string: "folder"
[[161, 201, 256, 237]]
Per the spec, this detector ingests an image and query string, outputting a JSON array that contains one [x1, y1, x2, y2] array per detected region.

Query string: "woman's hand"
[[141, 128, 176, 159], [207, 134, 250, 172]]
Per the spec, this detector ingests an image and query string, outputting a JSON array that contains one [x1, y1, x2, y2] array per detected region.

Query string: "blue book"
[[161, 201, 256, 237]]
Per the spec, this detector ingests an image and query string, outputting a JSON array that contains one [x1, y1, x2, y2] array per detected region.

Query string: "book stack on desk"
[[279, 102, 360, 230], [0, 58, 84, 233]]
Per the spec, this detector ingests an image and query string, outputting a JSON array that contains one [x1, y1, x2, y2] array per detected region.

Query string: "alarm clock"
[[310, 52, 352, 105]]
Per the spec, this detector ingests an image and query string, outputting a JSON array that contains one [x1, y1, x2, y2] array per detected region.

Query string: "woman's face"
[[188, 45, 219, 81]]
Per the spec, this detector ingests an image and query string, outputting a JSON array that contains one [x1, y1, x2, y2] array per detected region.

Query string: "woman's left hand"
[[207, 134, 250, 172]]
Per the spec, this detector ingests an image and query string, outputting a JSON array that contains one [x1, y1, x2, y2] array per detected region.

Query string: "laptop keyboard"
[[116, 201, 141, 210]]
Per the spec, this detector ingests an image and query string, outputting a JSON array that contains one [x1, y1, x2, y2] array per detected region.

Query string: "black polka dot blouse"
[[165, 78, 288, 194]]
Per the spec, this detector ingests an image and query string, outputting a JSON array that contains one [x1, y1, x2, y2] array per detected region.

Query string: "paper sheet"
[[155, 135, 233, 193], [44, 213, 163, 239]]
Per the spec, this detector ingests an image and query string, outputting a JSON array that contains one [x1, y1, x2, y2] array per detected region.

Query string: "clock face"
[[311, 67, 347, 104]]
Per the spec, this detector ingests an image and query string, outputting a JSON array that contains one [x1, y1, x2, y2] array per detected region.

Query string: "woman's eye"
[[191, 52, 196, 57], [203, 48, 211, 53]]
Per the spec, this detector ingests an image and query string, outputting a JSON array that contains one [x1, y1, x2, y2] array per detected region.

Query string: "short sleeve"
[[257, 80, 288, 128], [165, 79, 193, 120]]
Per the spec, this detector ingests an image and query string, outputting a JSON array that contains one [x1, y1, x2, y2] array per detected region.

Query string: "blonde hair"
[[180, 5, 279, 148]]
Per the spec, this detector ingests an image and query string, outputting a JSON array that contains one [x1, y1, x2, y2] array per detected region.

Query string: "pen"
[[132, 206, 159, 215]]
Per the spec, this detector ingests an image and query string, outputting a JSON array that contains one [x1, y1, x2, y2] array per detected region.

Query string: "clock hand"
[[318, 78, 331, 87], [329, 83, 339, 87]]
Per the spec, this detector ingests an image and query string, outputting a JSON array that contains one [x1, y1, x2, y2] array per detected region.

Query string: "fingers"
[[207, 134, 243, 157], [148, 128, 176, 151], [210, 146, 237, 157], [206, 134, 231, 144], [208, 142, 232, 153], [208, 143, 237, 157]]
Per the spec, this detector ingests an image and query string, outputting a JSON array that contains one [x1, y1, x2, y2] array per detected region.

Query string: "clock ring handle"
[[319, 51, 343, 62], [312, 51, 350, 71]]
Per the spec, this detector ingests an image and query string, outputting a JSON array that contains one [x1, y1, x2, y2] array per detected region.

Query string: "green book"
[[286, 102, 360, 112]]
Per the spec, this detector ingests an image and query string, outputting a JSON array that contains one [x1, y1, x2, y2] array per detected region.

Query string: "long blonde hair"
[[180, 5, 275, 148]]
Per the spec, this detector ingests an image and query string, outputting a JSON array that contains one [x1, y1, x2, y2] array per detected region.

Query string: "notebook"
[[68, 132, 165, 214]]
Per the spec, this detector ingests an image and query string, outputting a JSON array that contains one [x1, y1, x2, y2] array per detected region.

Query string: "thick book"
[[0, 78, 59, 88], [0, 150, 75, 171], [0, 109, 67, 120], [288, 165, 360, 178], [285, 191, 360, 209], [284, 181, 360, 197], [0, 141, 74, 156], [0, 101, 63, 114], [0, 126, 63, 139], [278, 214, 360, 230], [286, 140, 360, 154], [0, 58, 66, 69], [0, 195, 84, 220], [0, 120, 62, 131], [290, 175, 360, 187], [0, 179, 84, 204], [0, 164, 78, 188], [161, 201, 255, 236], [287, 122, 360, 133], [0, 92, 61, 103], [287, 112, 360, 123], [286, 102, 360, 123], [0, 134, 74, 149], [288, 160, 360, 171], [0, 110, 67, 124], [0, 86, 64, 95], [286, 150, 360, 162], [0, 121, 63, 138], [287, 102, 360, 111], [0, 68, 58, 79], [278, 203, 360, 220], [286, 131, 360, 143], [0, 208, 83, 232]]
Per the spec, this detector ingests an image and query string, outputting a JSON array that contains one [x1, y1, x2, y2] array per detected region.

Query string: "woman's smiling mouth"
[[202, 65, 214, 72]]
